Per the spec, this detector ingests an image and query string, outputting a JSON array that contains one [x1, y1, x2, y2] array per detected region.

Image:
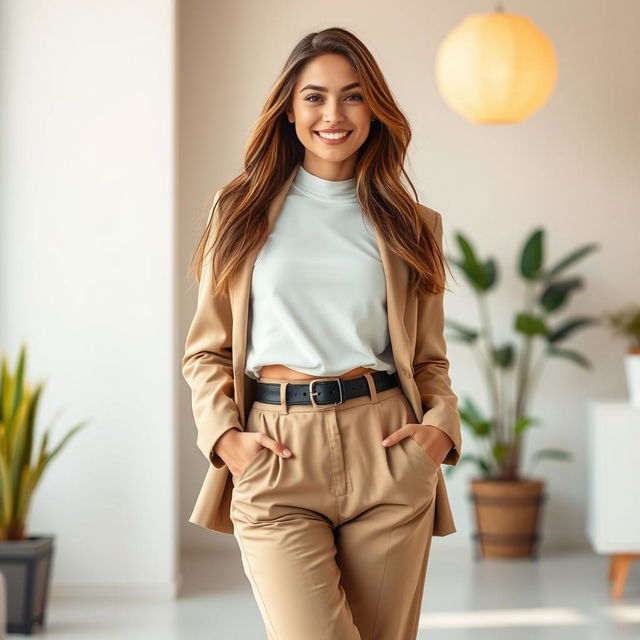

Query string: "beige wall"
[[178, 0, 640, 552]]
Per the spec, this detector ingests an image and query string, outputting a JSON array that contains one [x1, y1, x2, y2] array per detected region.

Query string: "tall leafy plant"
[[445, 228, 600, 480], [0, 343, 87, 539]]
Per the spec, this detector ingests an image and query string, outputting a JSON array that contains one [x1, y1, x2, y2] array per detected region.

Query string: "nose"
[[321, 96, 346, 123]]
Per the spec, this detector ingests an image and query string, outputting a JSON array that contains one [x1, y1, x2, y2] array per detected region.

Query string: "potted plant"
[[601, 304, 640, 406], [443, 227, 600, 559], [0, 343, 87, 634]]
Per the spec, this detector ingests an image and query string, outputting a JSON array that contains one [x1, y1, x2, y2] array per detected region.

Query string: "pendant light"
[[435, 4, 558, 124]]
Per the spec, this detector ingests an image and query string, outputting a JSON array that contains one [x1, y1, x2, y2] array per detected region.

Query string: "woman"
[[182, 27, 462, 640]]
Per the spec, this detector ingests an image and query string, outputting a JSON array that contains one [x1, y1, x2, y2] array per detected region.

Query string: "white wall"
[[178, 0, 640, 553], [0, 1, 178, 595]]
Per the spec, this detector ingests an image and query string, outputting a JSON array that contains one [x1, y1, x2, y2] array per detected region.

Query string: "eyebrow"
[[299, 82, 361, 93]]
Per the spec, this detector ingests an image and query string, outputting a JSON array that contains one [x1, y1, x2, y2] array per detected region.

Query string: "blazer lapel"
[[229, 162, 421, 427], [371, 218, 422, 419]]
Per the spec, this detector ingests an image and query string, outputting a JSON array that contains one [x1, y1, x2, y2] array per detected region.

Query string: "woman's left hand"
[[381, 424, 453, 465]]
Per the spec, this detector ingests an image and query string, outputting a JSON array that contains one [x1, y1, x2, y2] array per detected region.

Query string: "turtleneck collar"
[[292, 164, 357, 203]]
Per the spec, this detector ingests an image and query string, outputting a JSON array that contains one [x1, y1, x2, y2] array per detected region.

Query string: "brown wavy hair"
[[188, 27, 451, 300]]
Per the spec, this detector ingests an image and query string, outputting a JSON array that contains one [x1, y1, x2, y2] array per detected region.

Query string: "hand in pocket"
[[216, 430, 293, 476], [381, 423, 445, 466]]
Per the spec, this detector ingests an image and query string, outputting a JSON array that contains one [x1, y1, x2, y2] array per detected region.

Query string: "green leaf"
[[539, 278, 584, 313], [519, 228, 544, 280], [492, 344, 514, 368], [531, 448, 572, 462], [492, 443, 509, 464], [451, 234, 498, 292], [547, 316, 600, 343], [446, 332, 476, 344], [481, 258, 498, 290], [10, 398, 30, 506], [0, 426, 12, 527], [513, 415, 540, 435], [455, 234, 484, 277], [473, 421, 492, 436], [45, 421, 88, 463], [545, 243, 600, 280], [454, 453, 492, 474], [458, 407, 478, 430], [546, 346, 592, 369], [515, 313, 548, 336], [458, 406, 492, 436], [460, 395, 486, 423], [458, 395, 490, 427], [11, 345, 26, 422], [1, 358, 11, 428], [448, 259, 482, 292]]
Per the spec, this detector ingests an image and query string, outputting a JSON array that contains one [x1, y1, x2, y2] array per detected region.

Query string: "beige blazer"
[[182, 162, 462, 536]]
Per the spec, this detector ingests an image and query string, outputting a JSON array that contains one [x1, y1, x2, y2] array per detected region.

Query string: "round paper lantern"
[[435, 10, 558, 124]]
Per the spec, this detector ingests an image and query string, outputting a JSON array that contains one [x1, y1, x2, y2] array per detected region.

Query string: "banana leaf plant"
[[0, 343, 88, 539], [443, 228, 600, 480]]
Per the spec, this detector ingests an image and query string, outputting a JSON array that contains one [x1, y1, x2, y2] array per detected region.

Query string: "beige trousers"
[[230, 373, 438, 640]]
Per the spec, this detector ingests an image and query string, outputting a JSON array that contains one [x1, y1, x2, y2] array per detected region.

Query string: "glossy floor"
[[18, 546, 640, 639]]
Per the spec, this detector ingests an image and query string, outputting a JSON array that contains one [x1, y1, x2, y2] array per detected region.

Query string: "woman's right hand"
[[213, 428, 292, 476]]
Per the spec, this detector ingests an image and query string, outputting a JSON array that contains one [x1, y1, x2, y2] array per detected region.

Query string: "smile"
[[313, 130, 353, 144]]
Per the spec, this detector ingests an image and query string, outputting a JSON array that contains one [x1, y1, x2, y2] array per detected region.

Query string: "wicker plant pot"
[[469, 479, 546, 559]]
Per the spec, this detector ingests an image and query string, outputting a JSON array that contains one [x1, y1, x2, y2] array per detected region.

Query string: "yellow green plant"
[[0, 343, 88, 540]]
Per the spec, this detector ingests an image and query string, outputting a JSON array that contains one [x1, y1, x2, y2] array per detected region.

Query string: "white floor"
[[17, 546, 640, 639]]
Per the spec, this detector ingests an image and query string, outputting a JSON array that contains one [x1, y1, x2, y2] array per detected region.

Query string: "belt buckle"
[[308, 377, 344, 408]]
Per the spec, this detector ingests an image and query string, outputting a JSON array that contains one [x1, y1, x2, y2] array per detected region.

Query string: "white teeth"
[[317, 131, 350, 140]]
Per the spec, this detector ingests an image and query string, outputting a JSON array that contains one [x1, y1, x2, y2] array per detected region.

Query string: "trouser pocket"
[[405, 435, 440, 473], [231, 404, 273, 486]]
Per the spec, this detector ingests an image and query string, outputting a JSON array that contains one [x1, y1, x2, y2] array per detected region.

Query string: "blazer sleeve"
[[182, 189, 242, 469], [414, 207, 462, 465]]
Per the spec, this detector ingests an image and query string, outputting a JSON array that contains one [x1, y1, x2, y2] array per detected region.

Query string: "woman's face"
[[287, 53, 373, 177]]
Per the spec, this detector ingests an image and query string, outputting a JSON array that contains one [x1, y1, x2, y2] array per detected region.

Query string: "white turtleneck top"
[[244, 165, 396, 380]]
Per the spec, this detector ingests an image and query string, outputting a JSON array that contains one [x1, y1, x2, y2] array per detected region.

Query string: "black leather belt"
[[254, 370, 399, 407]]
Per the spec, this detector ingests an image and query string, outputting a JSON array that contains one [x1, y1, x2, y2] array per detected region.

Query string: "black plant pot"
[[0, 535, 55, 635]]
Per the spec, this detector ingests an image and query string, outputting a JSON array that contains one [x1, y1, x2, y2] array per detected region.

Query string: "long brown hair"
[[188, 27, 451, 300]]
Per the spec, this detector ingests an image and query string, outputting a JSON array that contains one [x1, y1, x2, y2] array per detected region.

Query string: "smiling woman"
[[182, 26, 462, 640]]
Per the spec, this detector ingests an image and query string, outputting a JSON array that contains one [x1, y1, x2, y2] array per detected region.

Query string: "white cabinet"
[[586, 399, 640, 598], [586, 399, 640, 553]]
